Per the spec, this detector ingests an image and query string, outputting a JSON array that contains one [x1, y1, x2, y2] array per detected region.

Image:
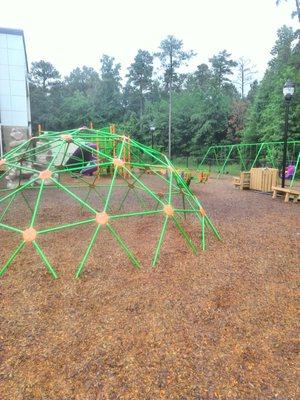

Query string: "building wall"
[[0, 28, 31, 156]]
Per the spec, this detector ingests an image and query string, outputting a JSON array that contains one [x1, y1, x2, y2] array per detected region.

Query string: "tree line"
[[29, 26, 299, 159]]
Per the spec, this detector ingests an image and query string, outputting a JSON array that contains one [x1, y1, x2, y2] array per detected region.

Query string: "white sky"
[[0, 0, 298, 81]]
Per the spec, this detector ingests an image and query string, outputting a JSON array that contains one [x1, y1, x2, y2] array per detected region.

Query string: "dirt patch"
[[0, 176, 299, 399]]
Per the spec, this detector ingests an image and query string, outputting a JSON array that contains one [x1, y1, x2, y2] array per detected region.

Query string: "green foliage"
[[155, 35, 195, 89], [209, 50, 237, 89], [186, 63, 212, 91], [28, 25, 299, 160], [124, 49, 153, 129], [30, 60, 60, 90], [242, 26, 300, 143], [65, 66, 99, 95], [94, 55, 123, 123]]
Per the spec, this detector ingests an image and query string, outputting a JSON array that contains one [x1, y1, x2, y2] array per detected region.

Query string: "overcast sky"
[[0, 0, 298, 81]]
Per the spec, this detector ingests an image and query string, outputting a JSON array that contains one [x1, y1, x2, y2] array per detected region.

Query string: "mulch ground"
[[0, 175, 299, 400]]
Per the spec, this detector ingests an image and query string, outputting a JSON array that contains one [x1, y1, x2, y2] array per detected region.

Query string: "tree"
[[276, 0, 300, 23], [247, 80, 259, 102], [65, 66, 99, 95], [209, 50, 237, 89], [29, 60, 60, 91], [185, 64, 212, 91], [126, 50, 153, 131], [191, 88, 233, 147], [155, 35, 195, 158], [193, 63, 212, 89], [242, 26, 300, 143], [29, 61, 62, 131], [59, 92, 91, 128], [236, 57, 256, 98], [93, 55, 123, 123]]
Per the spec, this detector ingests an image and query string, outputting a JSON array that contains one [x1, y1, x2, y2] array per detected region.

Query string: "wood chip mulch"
[[0, 176, 299, 399]]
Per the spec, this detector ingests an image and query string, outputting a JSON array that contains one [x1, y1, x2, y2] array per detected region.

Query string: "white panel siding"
[[8, 48, 26, 66], [6, 34, 23, 50], [8, 65, 26, 81], [0, 33, 7, 48], [11, 95, 27, 111], [0, 47, 8, 64], [0, 94, 11, 109], [10, 80, 26, 96], [0, 64, 9, 79], [11, 111, 27, 126], [1, 110, 12, 125], [0, 30, 29, 128], [0, 79, 10, 95]]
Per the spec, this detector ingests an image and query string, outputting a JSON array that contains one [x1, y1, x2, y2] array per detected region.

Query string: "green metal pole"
[[38, 218, 95, 235], [218, 146, 234, 178], [51, 178, 97, 214], [289, 152, 299, 188], [75, 224, 101, 278], [152, 216, 169, 267], [0, 222, 23, 234], [0, 177, 38, 204], [32, 241, 58, 279], [107, 224, 140, 269], [197, 146, 212, 170], [0, 193, 17, 223], [236, 146, 247, 171], [30, 181, 44, 227], [172, 216, 197, 254], [251, 143, 264, 168], [0, 241, 25, 277], [201, 215, 205, 251]]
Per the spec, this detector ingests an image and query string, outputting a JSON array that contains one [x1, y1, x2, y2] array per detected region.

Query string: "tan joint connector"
[[0, 158, 6, 166], [61, 134, 72, 142], [39, 170, 52, 180], [199, 206, 206, 216], [113, 158, 125, 167], [163, 204, 174, 216], [95, 212, 109, 226], [23, 227, 37, 242]]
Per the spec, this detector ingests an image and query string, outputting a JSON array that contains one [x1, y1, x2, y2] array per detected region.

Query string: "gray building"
[[0, 27, 31, 156]]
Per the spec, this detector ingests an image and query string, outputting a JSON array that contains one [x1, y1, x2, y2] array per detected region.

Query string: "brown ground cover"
[[0, 176, 299, 399]]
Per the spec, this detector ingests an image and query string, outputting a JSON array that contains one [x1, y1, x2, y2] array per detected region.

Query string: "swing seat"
[[198, 171, 209, 183]]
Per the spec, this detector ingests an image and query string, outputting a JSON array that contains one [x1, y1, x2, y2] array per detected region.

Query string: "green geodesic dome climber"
[[0, 126, 221, 279]]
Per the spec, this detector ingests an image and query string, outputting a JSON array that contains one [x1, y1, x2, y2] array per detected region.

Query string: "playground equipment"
[[197, 171, 209, 183], [271, 185, 300, 203], [5, 129, 36, 189], [234, 168, 279, 192], [249, 168, 279, 192], [283, 164, 295, 179], [233, 172, 250, 190], [0, 127, 221, 279], [198, 140, 300, 184]]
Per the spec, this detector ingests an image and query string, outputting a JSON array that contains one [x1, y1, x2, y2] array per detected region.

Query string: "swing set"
[[198, 140, 300, 187]]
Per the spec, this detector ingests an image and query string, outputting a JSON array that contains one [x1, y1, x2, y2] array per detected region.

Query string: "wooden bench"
[[233, 176, 240, 186], [272, 186, 300, 203], [233, 171, 250, 190]]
